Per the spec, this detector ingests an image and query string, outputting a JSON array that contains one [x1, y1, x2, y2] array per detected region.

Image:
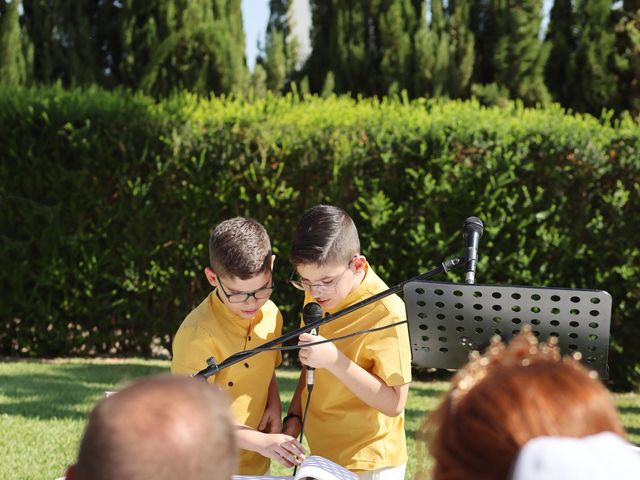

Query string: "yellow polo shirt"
[[171, 290, 283, 475], [300, 264, 412, 472]]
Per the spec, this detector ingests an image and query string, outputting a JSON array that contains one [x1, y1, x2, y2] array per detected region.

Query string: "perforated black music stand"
[[403, 281, 612, 378]]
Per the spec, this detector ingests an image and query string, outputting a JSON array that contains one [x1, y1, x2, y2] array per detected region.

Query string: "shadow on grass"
[[0, 362, 167, 420], [620, 405, 640, 416]]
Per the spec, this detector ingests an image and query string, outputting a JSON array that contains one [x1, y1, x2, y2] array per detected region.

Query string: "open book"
[[233, 455, 357, 480]]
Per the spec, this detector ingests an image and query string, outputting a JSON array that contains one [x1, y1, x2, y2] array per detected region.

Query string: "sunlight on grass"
[[0, 359, 638, 480]]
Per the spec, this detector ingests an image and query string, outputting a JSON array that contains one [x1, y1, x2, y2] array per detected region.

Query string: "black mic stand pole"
[[193, 256, 464, 379]]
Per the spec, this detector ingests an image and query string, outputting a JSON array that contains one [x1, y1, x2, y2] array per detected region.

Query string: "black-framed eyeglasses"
[[217, 278, 274, 304], [289, 256, 356, 293]]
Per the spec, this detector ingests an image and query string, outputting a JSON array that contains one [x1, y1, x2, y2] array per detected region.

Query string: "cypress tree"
[[422, 0, 450, 97], [612, 0, 640, 114], [305, 0, 423, 97], [379, 0, 417, 95], [21, 0, 113, 86], [136, 0, 248, 96], [258, 0, 299, 94], [412, 3, 430, 96], [493, 0, 550, 105], [22, 0, 61, 83], [545, 0, 576, 107], [469, 0, 501, 86], [446, 0, 475, 98], [570, 0, 618, 115], [0, 0, 29, 86]]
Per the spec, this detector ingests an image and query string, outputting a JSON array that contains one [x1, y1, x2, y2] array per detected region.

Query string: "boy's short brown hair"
[[290, 205, 360, 267], [209, 217, 272, 279]]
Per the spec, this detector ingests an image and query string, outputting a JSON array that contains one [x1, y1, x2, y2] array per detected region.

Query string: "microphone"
[[302, 302, 323, 391], [462, 216, 484, 284]]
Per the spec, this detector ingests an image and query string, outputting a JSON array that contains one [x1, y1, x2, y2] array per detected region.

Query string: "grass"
[[1, 359, 638, 480]]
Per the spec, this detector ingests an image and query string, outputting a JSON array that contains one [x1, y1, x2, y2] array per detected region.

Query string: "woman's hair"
[[416, 329, 626, 480]]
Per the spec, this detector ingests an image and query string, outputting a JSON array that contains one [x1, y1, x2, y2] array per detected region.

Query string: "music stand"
[[403, 281, 612, 378]]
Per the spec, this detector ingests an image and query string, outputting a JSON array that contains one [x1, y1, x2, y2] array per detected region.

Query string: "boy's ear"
[[204, 267, 218, 288], [269, 254, 276, 271], [353, 254, 367, 271], [65, 464, 76, 480]]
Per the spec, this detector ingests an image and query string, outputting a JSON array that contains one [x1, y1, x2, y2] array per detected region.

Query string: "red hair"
[[416, 331, 625, 480]]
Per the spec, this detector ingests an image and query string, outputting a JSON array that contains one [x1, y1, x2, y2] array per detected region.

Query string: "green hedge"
[[1, 86, 638, 389]]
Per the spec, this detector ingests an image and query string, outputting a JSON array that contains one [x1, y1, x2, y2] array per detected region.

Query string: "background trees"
[[1, 0, 638, 115]]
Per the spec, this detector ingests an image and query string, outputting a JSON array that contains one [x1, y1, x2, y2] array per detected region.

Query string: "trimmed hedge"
[[1, 87, 638, 389]]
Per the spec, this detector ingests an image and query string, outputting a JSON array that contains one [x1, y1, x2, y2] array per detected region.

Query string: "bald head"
[[72, 375, 236, 480]]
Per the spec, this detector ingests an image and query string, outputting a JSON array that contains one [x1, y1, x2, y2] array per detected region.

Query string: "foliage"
[[570, 0, 619, 115], [16, 0, 247, 96], [0, 0, 30, 86], [304, 0, 424, 96], [545, 0, 576, 106], [256, 0, 299, 95], [493, 0, 550, 106], [1, 87, 639, 389]]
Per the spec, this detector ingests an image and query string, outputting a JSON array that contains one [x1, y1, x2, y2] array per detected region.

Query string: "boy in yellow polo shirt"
[[282, 205, 412, 479], [172, 217, 305, 475]]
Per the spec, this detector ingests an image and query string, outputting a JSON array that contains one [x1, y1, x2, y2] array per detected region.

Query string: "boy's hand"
[[298, 333, 343, 371], [258, 434, 306, 468], [258, 403, 282, 433]]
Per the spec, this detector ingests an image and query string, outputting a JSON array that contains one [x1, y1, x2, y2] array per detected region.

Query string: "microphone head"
[[302, 302, 323, 325], [463, 216, 484, 237]]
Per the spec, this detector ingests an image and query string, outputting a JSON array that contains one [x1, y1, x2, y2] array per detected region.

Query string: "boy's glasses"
[[217, 278, 274, 304], [289, 257, 356, 294]]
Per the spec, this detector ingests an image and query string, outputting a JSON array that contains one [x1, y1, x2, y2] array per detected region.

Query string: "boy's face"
[[293, 256, 365, 310], [205, 259, 274, 319]]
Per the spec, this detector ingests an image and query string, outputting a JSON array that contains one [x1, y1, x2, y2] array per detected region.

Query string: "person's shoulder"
[[363, 265, 405, 314], [176, 293, 219, 335]]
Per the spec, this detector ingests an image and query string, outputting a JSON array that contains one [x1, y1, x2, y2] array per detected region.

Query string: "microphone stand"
[[193, 256, 464, 379]]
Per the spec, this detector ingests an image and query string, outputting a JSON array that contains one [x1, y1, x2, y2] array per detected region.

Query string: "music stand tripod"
[[403, 281, 612, 378]]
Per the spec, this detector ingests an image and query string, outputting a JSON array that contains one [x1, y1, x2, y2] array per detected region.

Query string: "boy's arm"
[[236, 424, 306, 467], [281, 371, 306, 438], [299, 332, 409, 417], [258, 373, 282, 433]]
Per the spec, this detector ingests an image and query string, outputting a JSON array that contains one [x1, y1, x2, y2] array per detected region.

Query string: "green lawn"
[[0, 359, 638, 480]]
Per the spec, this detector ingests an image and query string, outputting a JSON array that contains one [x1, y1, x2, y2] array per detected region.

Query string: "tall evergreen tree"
[[493, 0, 550, 105], [612, 0, 640, 114], [0, 0, 30, 85], [545, 0, 576, 107], [21, 0, 113, 86], [469, 0, 501, 86], [378, 0, 419, 95], [305, 0, 423, 97], [420, 0, 450, 97], [570, 0, 618, 114], [446, 0, 475, 98], [135, 0, 248, 96], [257, 0, 299, 94]]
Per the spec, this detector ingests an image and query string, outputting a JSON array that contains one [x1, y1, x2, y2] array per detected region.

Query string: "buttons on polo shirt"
[[227, 381, 234, 387], [247, 335, 252, 341], [244, 362, 250, 368]]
